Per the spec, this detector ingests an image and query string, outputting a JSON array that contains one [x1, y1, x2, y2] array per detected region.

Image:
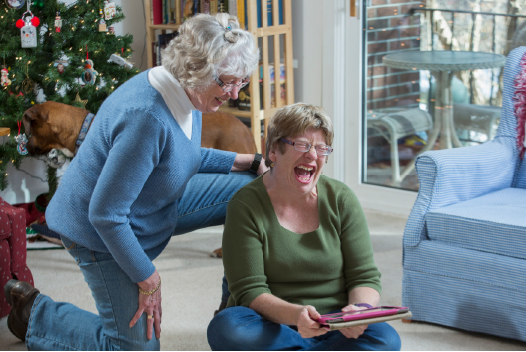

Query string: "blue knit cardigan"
[[46, 70, 236, 283]]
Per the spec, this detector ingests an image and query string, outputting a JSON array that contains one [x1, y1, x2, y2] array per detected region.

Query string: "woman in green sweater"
[[207, 103, 401, 351]]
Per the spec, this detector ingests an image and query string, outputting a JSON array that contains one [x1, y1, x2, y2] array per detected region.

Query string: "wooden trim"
[[284, 0, 294, 105], [247, 0, 262, 152]]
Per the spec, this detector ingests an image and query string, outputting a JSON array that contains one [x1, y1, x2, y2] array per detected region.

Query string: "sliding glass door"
[[361, 0, 520, 191]]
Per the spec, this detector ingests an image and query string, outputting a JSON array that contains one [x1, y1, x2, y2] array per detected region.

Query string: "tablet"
[[318, 306, 409, 325], [320, 311, 412, 331]]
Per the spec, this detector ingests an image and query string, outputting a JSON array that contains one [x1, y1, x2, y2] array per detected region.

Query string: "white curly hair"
[[161, 13, 260, 90]]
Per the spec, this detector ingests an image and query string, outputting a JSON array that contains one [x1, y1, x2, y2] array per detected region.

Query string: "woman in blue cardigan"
[[4, 13, 264, 350]]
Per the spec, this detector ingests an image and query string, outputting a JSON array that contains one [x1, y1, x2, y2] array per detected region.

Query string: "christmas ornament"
[[104, 1, 116, 20], [1, 68, 11, 87], [22, 62, 34, 94], [108, 26, 115, 35], [4, 0, 25, 9], [98, 8, 107, 32], [55, 11, 62, 32], [46, 149, 66, 168], [54, 59, 68, 74], [74, 92, 88, 109], [109, 53, 133, 69], [16, 12, 40, 48], [16, 121, 28, 156], [81, 59, 98, 85]]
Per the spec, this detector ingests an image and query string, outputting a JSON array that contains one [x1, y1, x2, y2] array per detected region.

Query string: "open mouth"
[[294, 164, 315, 183], [215, 97, 227, 105]]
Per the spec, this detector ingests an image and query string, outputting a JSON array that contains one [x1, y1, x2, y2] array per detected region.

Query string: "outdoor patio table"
[[383, 50, 506, 150]]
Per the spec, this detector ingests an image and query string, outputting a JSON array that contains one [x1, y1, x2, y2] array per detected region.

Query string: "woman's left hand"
[[129, 270, 162, 340], [338, 304, 368, 339]]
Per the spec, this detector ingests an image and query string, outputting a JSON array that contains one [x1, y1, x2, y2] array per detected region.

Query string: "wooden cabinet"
[[143, 0, 294, 152]]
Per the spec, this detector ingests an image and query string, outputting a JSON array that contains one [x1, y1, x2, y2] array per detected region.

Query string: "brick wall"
[[366, 0, 424, 111]]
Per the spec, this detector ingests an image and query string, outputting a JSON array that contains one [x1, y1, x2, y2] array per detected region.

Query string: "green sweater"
[[222, 175, 381, 314]]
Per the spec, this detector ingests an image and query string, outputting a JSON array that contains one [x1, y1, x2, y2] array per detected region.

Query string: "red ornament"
[[16, 19, 25, 28], [31, 16, 40, 27]]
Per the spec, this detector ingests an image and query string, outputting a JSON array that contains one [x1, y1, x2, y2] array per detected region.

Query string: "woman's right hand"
[[129, 270, 162, 340], [296, 305, 328, 338]]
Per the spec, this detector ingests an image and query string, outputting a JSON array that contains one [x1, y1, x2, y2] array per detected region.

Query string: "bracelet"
[[353, 303, 373, 309], [138, 276, 161, 295], [249, 153, 263, 174]]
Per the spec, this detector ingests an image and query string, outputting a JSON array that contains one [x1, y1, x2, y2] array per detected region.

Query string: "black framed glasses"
[[280, 138, 333, 156], [213, 75, 250, 92]]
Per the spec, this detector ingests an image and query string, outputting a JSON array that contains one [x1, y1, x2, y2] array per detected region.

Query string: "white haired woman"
[[4, 13, 264, 351], [207, 103, 401, 350]]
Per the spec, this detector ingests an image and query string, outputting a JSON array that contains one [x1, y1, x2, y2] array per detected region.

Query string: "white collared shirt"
[[148, 66, 196, 140]]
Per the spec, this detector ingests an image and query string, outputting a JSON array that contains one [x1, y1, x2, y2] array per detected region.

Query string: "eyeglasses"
[[213, 75, 250, 92], [280, 138, 333, 156]]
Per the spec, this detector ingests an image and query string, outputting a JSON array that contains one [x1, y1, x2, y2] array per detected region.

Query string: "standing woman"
[[4, 13, 263, 350]]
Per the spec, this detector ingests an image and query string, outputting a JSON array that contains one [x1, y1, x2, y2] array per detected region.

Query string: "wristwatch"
[[249, 153, 263, 174], [354, 303, 373, 309]]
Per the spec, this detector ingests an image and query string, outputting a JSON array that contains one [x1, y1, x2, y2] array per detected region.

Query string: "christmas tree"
[[0, 0, 140, 197]]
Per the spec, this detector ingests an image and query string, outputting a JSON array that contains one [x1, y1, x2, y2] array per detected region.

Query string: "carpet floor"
[[1, 209, 525, 350]]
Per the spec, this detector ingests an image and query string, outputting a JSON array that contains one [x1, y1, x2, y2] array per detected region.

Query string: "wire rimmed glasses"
[[280, 138, 333, 156], [213, 75, 250, 92]]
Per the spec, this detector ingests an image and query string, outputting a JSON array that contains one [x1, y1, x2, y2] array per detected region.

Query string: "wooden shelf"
[[150, 24, 180, 30], [0, 128, 10, 137], [218, 106, 251, 118], [143, 0, 294, 152]]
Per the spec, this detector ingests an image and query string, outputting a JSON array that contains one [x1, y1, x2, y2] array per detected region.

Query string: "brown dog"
[[23, 101, 256, 257], [22, 101, 89, 157]]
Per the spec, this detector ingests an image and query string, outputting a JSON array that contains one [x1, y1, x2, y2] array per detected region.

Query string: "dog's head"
[[22, 101, 89, 156]]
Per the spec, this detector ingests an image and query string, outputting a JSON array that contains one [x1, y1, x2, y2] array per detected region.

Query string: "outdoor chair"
[[367, 108, 432, 186], [402, 46, 526, 342]]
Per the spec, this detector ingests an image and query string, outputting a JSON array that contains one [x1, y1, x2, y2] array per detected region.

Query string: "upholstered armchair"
[[402, 46, 526, 342]]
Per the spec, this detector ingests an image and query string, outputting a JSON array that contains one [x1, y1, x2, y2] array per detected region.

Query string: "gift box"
[[0, 197, 34, 318]]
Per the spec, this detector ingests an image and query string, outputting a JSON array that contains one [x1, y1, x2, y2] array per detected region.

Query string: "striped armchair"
[[402, 46, 526, 342]]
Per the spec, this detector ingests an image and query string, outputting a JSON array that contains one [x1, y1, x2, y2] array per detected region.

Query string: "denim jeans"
[[207, 306, 402, 351], [25, 171, 256, 351]]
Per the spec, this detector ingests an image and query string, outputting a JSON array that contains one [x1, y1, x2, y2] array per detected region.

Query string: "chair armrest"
[[403, 137, 518, 248]]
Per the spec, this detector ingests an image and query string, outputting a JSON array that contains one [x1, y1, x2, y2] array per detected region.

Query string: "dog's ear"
[[22, 104, 47, 136], [23, 104, 47, 122]]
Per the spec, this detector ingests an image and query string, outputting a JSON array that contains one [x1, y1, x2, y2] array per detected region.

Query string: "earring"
[[270, 162, 275, 168]]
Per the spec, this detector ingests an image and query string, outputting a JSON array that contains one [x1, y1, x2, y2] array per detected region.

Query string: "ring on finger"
[[147, 314, 153, 319]]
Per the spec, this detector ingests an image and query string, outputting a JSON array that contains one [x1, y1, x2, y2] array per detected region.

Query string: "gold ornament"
[[22, 62, 34, 94], [74, 92, 88, 109]]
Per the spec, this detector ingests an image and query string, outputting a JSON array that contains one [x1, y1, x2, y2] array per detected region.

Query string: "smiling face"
[[268, 128, 328, 197], [184, 75, 243, 113]]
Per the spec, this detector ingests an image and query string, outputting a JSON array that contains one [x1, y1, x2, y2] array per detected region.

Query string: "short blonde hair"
[[162, 13, 259, 90], [265, 103, 334, 167]]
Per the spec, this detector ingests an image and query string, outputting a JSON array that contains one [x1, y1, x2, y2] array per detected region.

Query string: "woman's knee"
[[207, 306, 263, 351], [365, 322, 402, 351]]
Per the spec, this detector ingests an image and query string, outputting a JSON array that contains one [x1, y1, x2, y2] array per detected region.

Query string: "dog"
[[23, 101, 257, 257], [22, 101, 89, 157]]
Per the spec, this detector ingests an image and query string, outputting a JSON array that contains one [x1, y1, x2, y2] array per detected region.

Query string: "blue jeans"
[[207, 306, 402, 351], [25, 172, 256, 351]]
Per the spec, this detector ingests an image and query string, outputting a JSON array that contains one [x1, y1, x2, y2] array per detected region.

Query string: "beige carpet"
[[1, 210, 525, 351]]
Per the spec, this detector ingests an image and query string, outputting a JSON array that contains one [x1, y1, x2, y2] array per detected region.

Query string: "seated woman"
[[207, 103, 401, 351]]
